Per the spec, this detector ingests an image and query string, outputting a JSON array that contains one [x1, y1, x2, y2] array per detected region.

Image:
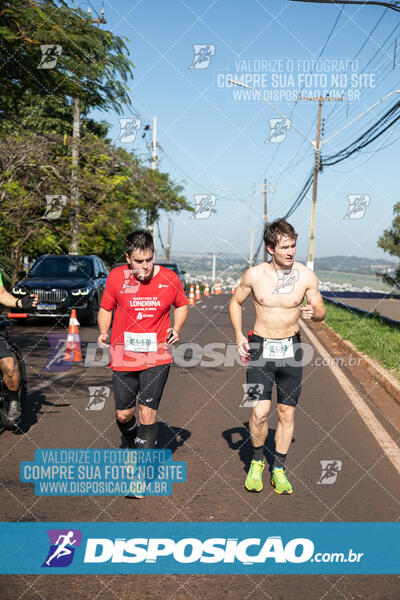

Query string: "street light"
[[228, 79, 400, 269]]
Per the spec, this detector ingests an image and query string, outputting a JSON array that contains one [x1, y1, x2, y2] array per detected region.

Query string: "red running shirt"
[[100, 265, 188, 371]]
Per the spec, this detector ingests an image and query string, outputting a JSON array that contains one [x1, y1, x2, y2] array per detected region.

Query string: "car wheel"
[[83, 295, 99, 327]]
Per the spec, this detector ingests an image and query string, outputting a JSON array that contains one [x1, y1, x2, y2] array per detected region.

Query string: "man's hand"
[[97, 332, 109, 348], [300, 299, 314, 320], [236, 333, 250, 358], [17, 294, 38, 309], [166, 327, 180, 345]]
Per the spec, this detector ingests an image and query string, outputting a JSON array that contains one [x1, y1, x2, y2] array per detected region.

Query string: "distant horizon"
[[160, 250, 396, 264]]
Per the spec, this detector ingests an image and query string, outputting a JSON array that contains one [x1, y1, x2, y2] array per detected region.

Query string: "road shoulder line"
[[300, 320, 400, 476]]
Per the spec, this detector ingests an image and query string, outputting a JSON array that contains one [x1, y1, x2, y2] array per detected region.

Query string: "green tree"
[[377, 202, 400, 290], [0, 91, 110, 141], [0, 133, 191, 283], [0, 0, 134, 116], [0, 1, 192, 280]]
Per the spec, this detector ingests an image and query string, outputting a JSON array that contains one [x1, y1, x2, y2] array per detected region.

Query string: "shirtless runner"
[[229, 218, 326, 494]]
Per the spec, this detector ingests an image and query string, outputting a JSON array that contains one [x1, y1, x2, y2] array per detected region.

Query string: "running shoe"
[[124, 457, 144, 499], [7, 399, 21, 423], [245, 458, 265, 493], [125, 482, 144, 500], [271, 467, 293, 495]]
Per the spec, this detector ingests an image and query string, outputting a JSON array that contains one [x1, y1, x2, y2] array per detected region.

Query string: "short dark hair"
[[263, 218, 297, 253], [125, 230, 154, 257]]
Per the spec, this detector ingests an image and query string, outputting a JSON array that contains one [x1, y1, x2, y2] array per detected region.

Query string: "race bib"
[[124, 332, 157, 353], [263, 338, 294, 359]]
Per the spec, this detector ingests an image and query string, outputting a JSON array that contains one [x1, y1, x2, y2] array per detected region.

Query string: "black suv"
[[13, 254, 108, 325], [155, 263, 187, 291]]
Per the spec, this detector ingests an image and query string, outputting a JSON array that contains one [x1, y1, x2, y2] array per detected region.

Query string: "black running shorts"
[[0, 338, 13, 360], [246, 332, 303, 407], [112, 364, 170, 411]]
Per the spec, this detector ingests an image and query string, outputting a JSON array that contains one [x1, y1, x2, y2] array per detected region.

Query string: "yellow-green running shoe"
[[271, 467, 293, 495], [245, 458, 265, 493]]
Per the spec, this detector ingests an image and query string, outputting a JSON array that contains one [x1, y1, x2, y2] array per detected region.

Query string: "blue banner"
[[20, 449, 186, 496], [0, 522, 398, 574]]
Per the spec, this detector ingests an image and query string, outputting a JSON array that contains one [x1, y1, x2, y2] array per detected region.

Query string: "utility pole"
[[249, 228, 257, 266], [299, 95, 342, 270], [308, 97, 322, 271], [148, 115, 158, 239], [212, 252, 217, 282], [151, 115, 157, 170], [254, 180, 276, 262], [69, 97, 80, 255], [165, 218, 172, 262], [69, 7, 106, 255], [263, 179, 268, 263]]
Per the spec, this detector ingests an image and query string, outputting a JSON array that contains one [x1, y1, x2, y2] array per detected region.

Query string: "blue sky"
[[84, 0, 400, 263]]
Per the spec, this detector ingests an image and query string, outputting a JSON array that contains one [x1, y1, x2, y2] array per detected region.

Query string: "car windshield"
[[29, 257, 93, 278], [157, 263, 178, 275]]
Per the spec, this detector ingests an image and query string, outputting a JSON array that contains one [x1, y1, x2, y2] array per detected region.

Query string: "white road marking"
[[301, 320, 400, 475]]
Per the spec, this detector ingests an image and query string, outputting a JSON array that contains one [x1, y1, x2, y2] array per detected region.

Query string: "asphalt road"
[[333, 296, 400, 322], [0, 295, 399, 599]]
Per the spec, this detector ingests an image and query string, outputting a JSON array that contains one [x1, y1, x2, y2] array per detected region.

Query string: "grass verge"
[[324, 301, 400, 380]]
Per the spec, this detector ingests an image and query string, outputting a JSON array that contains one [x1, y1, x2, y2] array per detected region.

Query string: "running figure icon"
[[45, 531, 77, 566]]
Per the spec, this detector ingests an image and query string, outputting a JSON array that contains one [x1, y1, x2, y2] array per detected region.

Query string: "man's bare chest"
[[252, 270, 307, 308]]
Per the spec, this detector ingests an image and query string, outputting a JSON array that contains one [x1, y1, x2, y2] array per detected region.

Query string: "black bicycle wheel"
[[0, 340, 27, 429]]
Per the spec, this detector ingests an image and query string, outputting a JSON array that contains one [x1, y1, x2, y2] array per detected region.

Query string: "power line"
[[283, 95, 400, 218], [253, 5, 345, 186], [161, 148, 254, 202], [284, 171, 314, 218], [324, 7, 394, 126], [323, 97, 400, 165], [290, 6, 400, 169], [329, 124, 398, 170], [289, 1, 400, 13], [156, 220, 165, 252]]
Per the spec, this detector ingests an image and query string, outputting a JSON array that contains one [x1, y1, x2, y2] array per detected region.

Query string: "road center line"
[[300, 321, 400, 475]]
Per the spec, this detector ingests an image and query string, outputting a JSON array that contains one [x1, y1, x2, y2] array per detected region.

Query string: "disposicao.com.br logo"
[[83, 536, 363, 566], [0, 522, 394, 574]]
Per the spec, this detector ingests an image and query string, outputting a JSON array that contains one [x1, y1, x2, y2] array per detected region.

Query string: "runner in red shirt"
[[97, 231, 188, 459]]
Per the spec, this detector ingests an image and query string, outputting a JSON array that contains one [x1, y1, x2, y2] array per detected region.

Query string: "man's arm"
[[0, 285, 38, 309], [167, 305, 189, 344], [229, 270, 253, 357], [0, 285, 19, 308], [300, 271, 326, 322], [97, 307, 113, 347]]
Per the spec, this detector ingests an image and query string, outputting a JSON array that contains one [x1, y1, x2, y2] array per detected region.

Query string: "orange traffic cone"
[[195, 282, 201, 300], [215, 281, 222, 295], [64, 309, 82, 362], [188, 284, 195, 306], [204, 282, 210, 297]]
